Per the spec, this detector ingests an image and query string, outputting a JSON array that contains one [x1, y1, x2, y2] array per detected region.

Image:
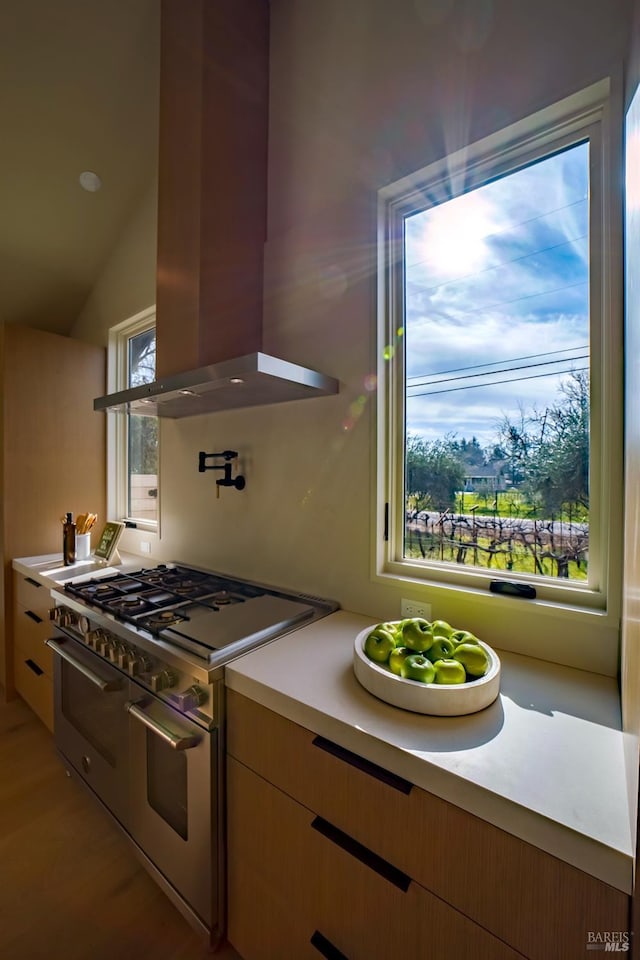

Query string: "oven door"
[[126, 689, 215, 928], [48, 632, 130, 828]]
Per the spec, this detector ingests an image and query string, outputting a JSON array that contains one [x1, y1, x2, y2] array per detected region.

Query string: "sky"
[[404, 141, 590, 451]]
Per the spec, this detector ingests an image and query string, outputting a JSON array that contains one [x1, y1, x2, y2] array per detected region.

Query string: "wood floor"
[[0, 696, 242, 960]]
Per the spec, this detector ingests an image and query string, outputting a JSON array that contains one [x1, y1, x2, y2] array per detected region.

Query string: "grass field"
[[404, 530, 588, 580], [405, 487, 589, 580], [452, 490, 588, 524]]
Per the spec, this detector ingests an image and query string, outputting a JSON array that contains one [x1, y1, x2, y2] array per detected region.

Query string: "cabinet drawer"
[[13, 606, 53, 677], [228, 865, 326, 960], [14, 652, 54, 732], [14, 573, 50, 616], [227, 757, 521, 960], [228, 690, 416, 857], [227, 691, 629, 960]]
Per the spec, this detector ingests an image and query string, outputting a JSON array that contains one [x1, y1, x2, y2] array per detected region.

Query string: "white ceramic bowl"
[[353, 624, 501, 716]]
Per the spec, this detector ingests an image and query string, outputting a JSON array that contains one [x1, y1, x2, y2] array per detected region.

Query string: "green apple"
[[426, 636, 456, 662], [400, 654, 436, 683], [433, 659, 467, 684], [401, 618, 434, 652], [381, 621, 402, 641], [431, 619, 454, 638], [364, 626, 397, 664], [453, 642, 490, 677], [451, 630, 480, 647], [388, 646, 412, 676]]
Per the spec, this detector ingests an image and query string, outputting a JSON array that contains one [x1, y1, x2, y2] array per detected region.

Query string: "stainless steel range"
[[47, 562, 338, 946]]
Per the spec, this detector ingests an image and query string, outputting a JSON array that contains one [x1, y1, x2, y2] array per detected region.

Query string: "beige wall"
[[75, 0, 634, 671], [71, 175, 158, 346]]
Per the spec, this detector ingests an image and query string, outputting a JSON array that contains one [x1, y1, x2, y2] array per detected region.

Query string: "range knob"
[[98, 637, 115, 658], [172, 684, 207, 713], [86, 629, 104, 649], [150, 669, 177, 692], [50, 606, 77, 628], [127, 656, 141, 676], [109, 641, 126, 664], [117, 646, 133, 669], [65, 609, 78, 628], [78, 615, 91, 635], [128, 654, 151, 677]]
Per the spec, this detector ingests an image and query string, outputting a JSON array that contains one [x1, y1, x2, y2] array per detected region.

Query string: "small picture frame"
[[93, 521, 125, 564]]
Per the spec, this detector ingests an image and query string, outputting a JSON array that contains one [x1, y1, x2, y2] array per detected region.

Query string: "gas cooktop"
[[65, 564, 264, 625], [61, 562, 337, 663]]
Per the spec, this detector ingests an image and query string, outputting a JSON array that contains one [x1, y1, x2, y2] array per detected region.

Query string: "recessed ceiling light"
[[79, 170, 102, 192], [230, 378, 244, 384], [179, 389, 196, 396]]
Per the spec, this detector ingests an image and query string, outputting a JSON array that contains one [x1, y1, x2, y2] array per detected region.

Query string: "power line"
[[406, 228, 588, 299], [407, 353, 589, 390], [405, 195, 587, 273], [407, 365, 589, 399], [405, 184, 589, 256], [406, 277, 588, 325], [406, 344, 588, 382]]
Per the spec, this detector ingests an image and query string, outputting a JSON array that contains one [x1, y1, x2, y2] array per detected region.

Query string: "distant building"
[[463, 472, 510, 493]]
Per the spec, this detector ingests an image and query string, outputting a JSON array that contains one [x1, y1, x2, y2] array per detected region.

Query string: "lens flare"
[[342, 393, 369, 433]]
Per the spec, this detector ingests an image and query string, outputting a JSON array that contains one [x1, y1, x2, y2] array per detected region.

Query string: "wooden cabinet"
[[227, 690, 630, 960], [228, 756, 520, 960], [0, 323, 106, 704], [12, 572, 54, 730]]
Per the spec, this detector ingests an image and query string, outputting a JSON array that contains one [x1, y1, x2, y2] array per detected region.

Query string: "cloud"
[[403, 140, 589, 447]]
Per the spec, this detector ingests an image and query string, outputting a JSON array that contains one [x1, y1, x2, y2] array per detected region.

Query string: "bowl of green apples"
[[353, 617, 500, 716]]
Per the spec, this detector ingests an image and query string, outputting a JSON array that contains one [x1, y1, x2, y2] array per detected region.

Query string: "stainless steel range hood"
[[94, 351, 339, 418], [94, 1, 339, 420]]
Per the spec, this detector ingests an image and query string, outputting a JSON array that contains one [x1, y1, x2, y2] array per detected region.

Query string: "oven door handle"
[[45, 638, 122, 692], [125, 700, 201, 750]]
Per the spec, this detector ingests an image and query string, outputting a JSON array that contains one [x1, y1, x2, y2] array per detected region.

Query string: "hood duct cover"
[[94, 352, 339, 418], [94, 0, 338, 418]]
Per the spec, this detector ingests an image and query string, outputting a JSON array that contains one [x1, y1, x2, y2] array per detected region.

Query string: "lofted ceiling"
[[0, 0, 160, 335]]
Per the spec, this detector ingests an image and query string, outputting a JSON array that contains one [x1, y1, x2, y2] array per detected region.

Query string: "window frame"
[[107, 306, 159, 533], [375, 79, 623, 627]]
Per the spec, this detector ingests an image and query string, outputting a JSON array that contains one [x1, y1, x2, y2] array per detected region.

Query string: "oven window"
[[146, 729, 188, 840], [61, 666, 120, 766]]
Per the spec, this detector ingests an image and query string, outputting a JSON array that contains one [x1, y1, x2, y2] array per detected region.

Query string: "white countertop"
[[14, 554, 633, 893], [225, 610, 633, 894], [12, 552, 143, 587]]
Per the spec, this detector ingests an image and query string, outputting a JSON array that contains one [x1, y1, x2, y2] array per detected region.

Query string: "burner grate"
[[63, 563, 320, 633], [136, 607, 191, 633], [59, 561, 338, 662]]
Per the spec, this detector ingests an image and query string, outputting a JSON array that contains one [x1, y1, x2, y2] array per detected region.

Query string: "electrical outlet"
[[140, 540, 151, 554], [401, 598, 432, 620]]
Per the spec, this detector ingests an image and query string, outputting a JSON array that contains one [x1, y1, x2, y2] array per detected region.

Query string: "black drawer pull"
[[310, 930, 348, 960], [312, 735, 413, 795], [24, 610, 43, 624], [311, 816, 411, 892], [24, 577, 42, 588], [25, 658, 44, 676]]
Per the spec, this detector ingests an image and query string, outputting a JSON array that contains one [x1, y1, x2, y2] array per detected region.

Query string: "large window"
[[378, 80, 622, 616], [110, 309, 158, 528]]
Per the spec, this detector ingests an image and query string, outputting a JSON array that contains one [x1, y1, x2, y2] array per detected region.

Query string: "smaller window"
[[109, 309, 158, 528]]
